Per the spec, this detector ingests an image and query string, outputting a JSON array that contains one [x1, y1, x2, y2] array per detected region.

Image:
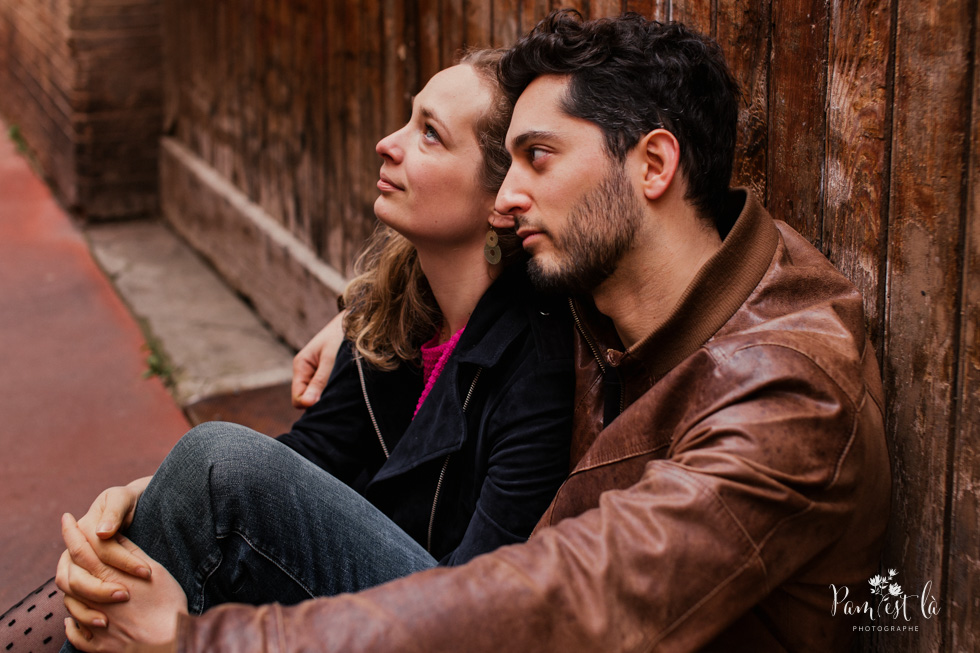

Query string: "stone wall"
[[0, 0, 161, 219]]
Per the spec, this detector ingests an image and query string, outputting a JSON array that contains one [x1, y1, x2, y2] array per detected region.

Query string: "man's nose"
[[495, 168, 531, 217]]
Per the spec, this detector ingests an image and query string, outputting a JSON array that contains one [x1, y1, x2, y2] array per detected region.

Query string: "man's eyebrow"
[[509, 130, 559, 151]]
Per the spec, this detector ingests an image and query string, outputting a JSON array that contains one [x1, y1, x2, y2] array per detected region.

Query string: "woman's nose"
[[376, 127, 405, 162]]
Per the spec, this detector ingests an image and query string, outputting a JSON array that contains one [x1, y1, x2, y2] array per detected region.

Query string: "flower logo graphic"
[[869, 568, 901, 598]]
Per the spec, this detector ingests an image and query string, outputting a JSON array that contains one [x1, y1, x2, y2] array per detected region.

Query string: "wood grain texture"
[[589, 0, 624, 19], [949, 2, 980, 648], [767, 0, 829, 244], [671, 0, 713, 33], [823, 0, 891, 351], [464, 0, 492, 46], [881, 0, 974, 650], [325, 0, 347, 268], [442, 0, 464, 65], [521, 0, 550, 33], [625, 0, 668, 21], [491, 0, 519, 46], [716, 0, 769, 200]]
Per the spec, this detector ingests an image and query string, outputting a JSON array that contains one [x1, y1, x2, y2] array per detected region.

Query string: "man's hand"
[[291, 310, 346, 407], [59, 513, 187, 653]]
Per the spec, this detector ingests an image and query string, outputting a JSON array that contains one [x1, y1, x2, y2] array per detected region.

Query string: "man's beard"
[[524, 164, 643, 295]]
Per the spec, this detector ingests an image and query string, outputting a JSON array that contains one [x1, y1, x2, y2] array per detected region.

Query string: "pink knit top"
[[414, 327, 465, 418]]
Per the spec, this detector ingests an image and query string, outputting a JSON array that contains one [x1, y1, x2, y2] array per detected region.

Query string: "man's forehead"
[[506, 75, 601, 149], [508, 75, 569, 133]]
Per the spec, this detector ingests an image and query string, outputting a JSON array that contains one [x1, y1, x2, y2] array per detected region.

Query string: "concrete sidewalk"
[[0, 122, 303, 608]]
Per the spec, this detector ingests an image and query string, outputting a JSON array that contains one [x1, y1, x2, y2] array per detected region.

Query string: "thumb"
[[300, 362, 331, 406]]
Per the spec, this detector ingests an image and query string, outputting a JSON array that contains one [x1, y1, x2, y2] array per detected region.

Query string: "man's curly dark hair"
[[499, 9, 742, 226]]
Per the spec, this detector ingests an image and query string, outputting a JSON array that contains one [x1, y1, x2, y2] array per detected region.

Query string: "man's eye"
[[529, 147, 548, 164]]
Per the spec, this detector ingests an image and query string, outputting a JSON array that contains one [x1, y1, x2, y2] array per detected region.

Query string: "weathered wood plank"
[[882, 0, 974, 650], [463, 0, 492, 46], [767, 0, 829, 244], [442, 0, 464, 64], [589, 0, 623, 19], [491, 0, 519, 47], [382, 0, 411, 135], [949, 3, 980, 648], [304, 0, 328, 258], [822, 0, 891, 351], [715, 0, 769, 200], [359, 0, 384, 256], [324, 0, 347, 268], [521, 0, 550, 34], [625, 0, 668, 21], [341, 0, 364, 268], [671, 0, 713, 34], [417, 0, 441, 82]]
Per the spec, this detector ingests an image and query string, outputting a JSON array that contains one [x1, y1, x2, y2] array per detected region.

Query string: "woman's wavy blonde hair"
[[341, 48, 520, 370]]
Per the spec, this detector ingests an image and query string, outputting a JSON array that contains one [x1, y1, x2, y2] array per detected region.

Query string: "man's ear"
[[489, 210, 516, 230], [638, 129, 681, 201]]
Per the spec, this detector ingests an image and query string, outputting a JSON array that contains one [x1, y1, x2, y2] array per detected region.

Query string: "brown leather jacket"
[[174, 190, 890, 652]]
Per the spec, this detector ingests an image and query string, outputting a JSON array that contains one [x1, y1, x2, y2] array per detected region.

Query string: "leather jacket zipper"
[[569, 297, 607, 375], [427, 367, 482, 553], [354, 350, 389, 459], [569, 297, 625, 418], [356, 348, 482, 555]]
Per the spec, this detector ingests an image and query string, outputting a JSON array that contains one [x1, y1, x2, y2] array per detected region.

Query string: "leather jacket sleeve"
[[174, 342, 888, 653]]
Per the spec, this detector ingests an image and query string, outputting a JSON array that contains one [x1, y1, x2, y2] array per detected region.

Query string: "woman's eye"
[[422, 124, 441, 143]]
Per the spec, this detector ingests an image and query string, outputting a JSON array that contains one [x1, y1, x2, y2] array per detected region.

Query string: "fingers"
[[291, 350, 318, 408], [300, 355, 333, 406], [58, 515, 132, 603], [65, 616, 96, 652], [93, 491, 129, 539], [88, 480, 148, 539], [58, 547, 130, 604], [74, 505, 153, 580], [64, 593, 109, 629], [292, 311, 345, 407]]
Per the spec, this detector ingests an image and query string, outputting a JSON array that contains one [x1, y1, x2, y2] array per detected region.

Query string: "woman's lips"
[[378, 173, 403, 192]]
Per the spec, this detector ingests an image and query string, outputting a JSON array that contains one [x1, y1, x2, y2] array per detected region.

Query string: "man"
[[96, 10, 893, 651]]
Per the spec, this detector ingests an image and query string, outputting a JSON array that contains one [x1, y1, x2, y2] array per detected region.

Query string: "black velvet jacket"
[[277, 266, 573, 564]]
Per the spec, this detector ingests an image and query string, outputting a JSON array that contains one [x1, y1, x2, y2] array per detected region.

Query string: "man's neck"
[[593, 205, 723, 350], [417, 245, 498, 341]]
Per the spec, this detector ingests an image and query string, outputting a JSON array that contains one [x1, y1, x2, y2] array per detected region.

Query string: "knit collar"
[[572, 189, 779, 381]]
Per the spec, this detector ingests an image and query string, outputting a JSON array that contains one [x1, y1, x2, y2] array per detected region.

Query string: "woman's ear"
[[638, 129, 681, 201], [489, 210, 516, 230]]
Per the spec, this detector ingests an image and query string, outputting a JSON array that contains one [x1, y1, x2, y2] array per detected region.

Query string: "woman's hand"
[[59, 513, 187, 653], [292, 310, 346, 407], [79, 477, 155, 579]]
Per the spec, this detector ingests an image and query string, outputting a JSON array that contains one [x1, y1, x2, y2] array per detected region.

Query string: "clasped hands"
[[54, 477, 186, 653]]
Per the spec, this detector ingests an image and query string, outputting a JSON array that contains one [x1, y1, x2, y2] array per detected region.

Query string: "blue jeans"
[[62, 422, 436, 650]]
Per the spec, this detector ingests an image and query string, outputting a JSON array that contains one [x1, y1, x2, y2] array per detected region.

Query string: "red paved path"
[[0, 123, 189, 608]]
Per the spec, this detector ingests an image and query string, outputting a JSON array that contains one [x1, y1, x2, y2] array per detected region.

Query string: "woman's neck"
[[416, 244, 498, 342]]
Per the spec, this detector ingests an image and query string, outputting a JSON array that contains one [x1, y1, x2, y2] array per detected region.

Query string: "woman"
[[4, 49, 574, 652]]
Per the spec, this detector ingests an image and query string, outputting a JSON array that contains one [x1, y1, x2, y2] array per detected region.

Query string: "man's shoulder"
[[703, 219, 874, 399]]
